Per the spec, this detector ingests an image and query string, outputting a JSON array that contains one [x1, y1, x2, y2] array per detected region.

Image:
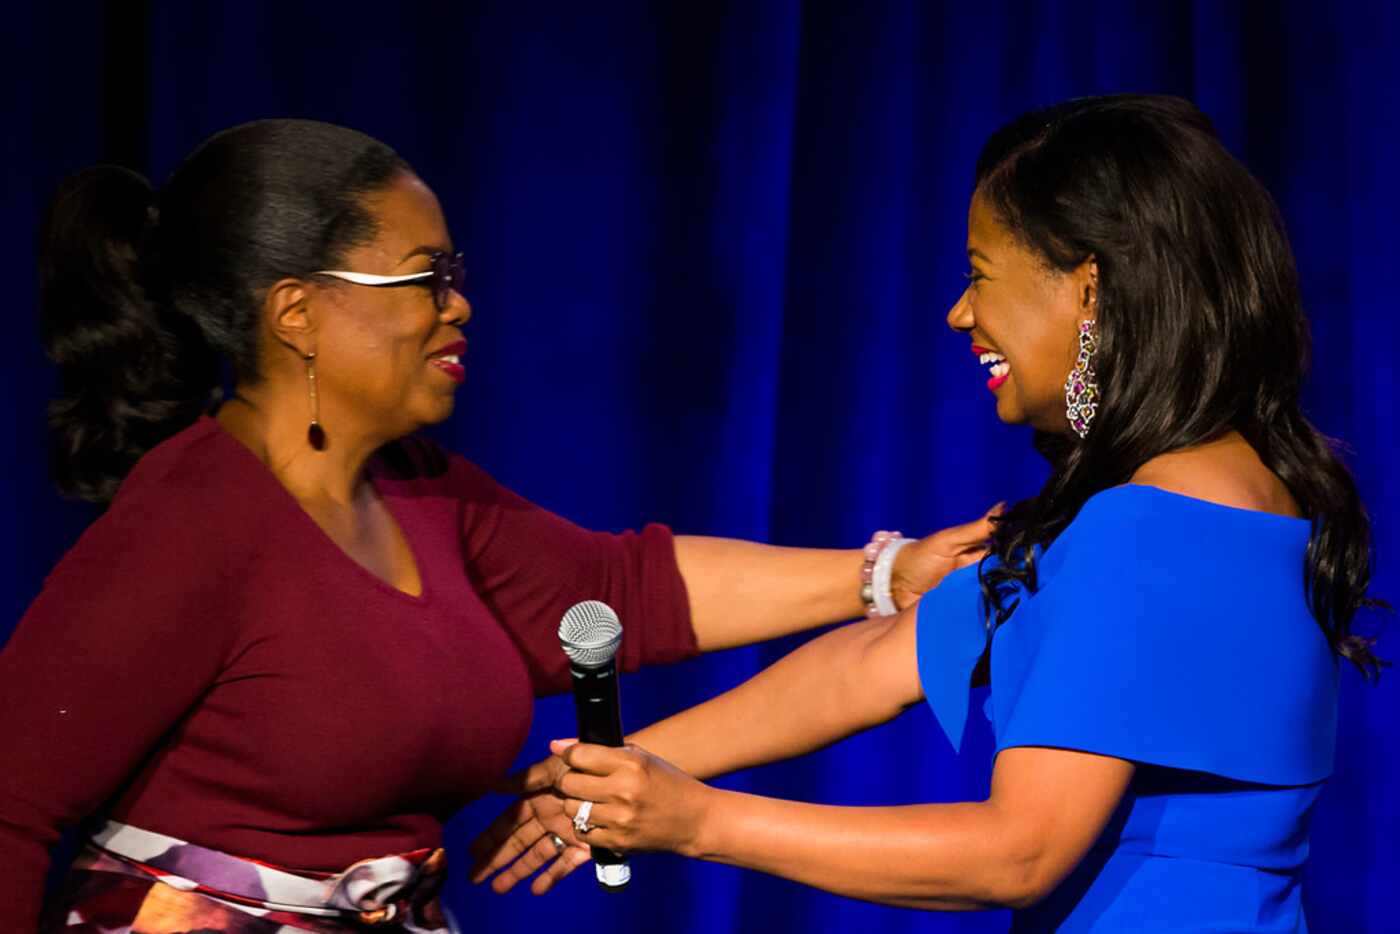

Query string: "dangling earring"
[[304, 351, 326, 451], [1064, 319, 1099, 439]]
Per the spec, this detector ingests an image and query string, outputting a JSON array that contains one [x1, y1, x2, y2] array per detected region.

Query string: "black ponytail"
[[38, 120, 409, 503], [39, 166, 219, 504]]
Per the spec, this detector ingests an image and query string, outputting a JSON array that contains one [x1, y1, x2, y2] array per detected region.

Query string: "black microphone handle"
[[569, 660, 629, 883]]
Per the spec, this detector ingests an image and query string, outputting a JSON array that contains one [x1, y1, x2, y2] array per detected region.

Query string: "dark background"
[[3, 2, 1396, 931]]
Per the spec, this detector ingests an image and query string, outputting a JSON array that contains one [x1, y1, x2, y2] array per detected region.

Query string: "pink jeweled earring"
[[1064, 319, 1099, 439], [304, 351, 326, 450]]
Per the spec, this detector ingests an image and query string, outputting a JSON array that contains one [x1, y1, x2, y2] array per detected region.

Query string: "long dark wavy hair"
[[974, 94, 1384, 677], [38, 120, 409, 503]]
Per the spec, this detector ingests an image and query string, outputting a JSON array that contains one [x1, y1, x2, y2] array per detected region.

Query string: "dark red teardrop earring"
[[304, 351, 326, 451]]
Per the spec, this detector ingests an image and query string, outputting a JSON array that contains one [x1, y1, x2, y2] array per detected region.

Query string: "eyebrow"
[[397, 244, 451, 265]]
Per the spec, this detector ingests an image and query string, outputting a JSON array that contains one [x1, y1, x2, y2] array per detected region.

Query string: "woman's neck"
[[215, 390, 384, 508]]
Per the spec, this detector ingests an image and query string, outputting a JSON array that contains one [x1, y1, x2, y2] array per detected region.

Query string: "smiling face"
[[946, 193, 1095, 433], [309, 172, 471, 441]]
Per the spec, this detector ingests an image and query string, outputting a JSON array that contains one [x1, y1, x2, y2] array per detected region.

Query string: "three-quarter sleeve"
[[0, 484, 242, 931], [441, 450, 697, 696]]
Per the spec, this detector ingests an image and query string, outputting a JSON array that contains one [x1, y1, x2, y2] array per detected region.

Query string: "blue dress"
[[916, 485, 1337, 932]]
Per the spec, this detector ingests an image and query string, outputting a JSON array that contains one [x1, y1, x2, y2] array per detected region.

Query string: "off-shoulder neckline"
[[1098, 483, 1310, 524]]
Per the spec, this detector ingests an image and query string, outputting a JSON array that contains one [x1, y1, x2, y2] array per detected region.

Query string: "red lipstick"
[[428, 339, 467, 384]]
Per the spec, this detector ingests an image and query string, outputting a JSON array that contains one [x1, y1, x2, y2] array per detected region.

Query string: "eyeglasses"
[[311, 251, 465, 312]]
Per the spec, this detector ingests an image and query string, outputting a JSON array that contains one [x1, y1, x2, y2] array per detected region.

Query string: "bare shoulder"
[[1129, 432, 1303, 518]]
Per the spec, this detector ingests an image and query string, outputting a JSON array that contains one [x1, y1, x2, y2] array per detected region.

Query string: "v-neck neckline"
[[200, 415, 432, 605]]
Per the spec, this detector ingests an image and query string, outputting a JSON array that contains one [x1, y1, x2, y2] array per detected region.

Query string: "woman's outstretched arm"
[[673, 506, 996, 651], [553, 741, 1133, 910], [625, 598, 926, 778]]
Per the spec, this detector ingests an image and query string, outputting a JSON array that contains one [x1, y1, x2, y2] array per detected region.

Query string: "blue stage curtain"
[[3, 3, 1396, 931]]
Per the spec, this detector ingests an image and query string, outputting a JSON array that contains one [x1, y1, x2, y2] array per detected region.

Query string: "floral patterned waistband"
[[70, 820, 456, 932]]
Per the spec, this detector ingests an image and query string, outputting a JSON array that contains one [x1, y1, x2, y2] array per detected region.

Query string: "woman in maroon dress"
[[0, 119, 991, 932]]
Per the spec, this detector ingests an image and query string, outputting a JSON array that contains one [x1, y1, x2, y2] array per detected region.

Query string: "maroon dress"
[[0, 416, 697, 931]]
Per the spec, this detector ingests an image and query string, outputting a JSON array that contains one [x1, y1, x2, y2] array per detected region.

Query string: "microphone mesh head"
[[559, 600, 623, 668]]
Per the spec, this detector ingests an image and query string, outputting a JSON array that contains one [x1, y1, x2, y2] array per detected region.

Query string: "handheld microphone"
[[558, 599, 631, 891]]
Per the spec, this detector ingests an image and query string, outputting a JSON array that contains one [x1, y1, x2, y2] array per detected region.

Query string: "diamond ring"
[[573, 800, 595, 835]]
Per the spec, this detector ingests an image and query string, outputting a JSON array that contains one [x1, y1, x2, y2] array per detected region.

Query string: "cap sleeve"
[[988, 489, 1337, 786], [915, 562, 993, 753]]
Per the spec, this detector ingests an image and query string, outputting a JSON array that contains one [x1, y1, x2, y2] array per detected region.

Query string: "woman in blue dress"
[[472, 94, 1382, 931]]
